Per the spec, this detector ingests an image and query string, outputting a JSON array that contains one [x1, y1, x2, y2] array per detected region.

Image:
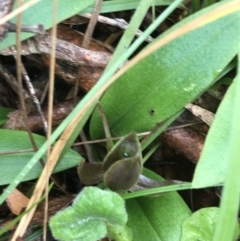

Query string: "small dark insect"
[[149, 108, 156, 116]]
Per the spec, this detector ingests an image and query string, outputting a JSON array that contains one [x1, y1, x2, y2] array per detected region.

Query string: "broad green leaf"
[[50, 207, 107, 241], [50, 187, 129, 241], [0, 129, 81, 185], [181, 207, 239, 241], [192, 80, 236, 188], [212, 53, 240, 241], [0, 107, 14, 125], [73, 187, 127, 225], [0, 0, 184, 204], [0, 0, 95, 51], [90, 3, 240, 139], [126, 169, 191, 241]]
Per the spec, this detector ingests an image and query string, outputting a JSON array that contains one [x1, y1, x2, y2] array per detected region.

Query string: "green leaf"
[[49, 187, 129, 241], [0, 129, 81, 185], [81, 0, 177, 14], [212, 54, 240, 240], [126, 169, 191, 241], [90, 3, 240, 139], [50, 207, 107, 241], [73, 187, 127, 225], [0, 0, 95, 51], [103, 132, 142, 191], [0, 0, 185, 205], [192, 80, 237, 188], [181, 207, 239, 241], [0, 107, 14, 125]]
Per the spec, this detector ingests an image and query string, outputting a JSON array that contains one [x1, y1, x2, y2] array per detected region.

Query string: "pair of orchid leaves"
[[78, 103, 179, 192]]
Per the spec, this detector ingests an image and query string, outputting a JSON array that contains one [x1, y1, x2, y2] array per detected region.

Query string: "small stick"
[[80, 13, 154, 43], [73, 0, 103, 164], [11, 52, 48, 134], [7, 22, 45, 34], [97, 102, 113, 152], [0, 122, 202, 156]]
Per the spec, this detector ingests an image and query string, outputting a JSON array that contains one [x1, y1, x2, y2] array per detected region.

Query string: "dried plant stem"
[[82, 0, 102, 47], [44, 0, 58, 239], [74, 0, 103, 163], [80, 13, 154, 43], [97, 102, 113, 152], [12, 56, 48, 134], [79, 131, 95, 163]]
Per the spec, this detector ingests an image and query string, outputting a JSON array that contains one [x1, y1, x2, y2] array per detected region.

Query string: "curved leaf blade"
[[90, 3, 240, 139], [192, 80, 237, 188], [181, 207, 239, 241], [126, 169, 191, 241], [0, 129, 81, 185]]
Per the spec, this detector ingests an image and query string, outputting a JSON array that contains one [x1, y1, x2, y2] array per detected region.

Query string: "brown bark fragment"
[[31, 195, 73, 225], [4, 99, 78, 132], [0, 35, 112, 68], [55, 24, 113, 53], [36, 35, 111, 68], [42, 56, 104, 92], [1, 24, 113, 91], [160, 128, 204, 163]]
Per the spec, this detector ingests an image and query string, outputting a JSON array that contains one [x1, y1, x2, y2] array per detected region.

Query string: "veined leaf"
[[181, 207, 239, 241], [0, 129, 82, 185], [126, 169, 191, 241], [192, 80, 237, 188], [49, 187, 129, 241], [90, 2, 240, 139]]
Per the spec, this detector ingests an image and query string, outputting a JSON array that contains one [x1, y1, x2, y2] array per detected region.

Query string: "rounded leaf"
[[103, 132, 142, 171], [104, 154, 142, 191], [73, 187, 128, 226], [50, 207, 107, 241], [181, 207, 239, 241]]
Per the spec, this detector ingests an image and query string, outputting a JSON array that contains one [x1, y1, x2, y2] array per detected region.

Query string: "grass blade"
[[213, 54, 240, 241]]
